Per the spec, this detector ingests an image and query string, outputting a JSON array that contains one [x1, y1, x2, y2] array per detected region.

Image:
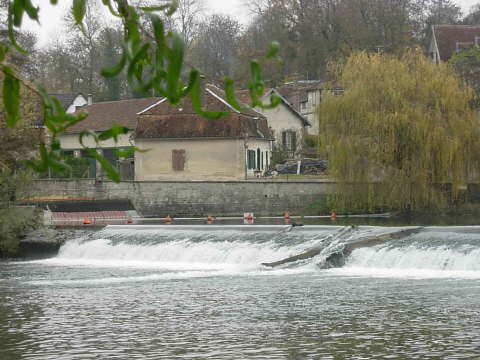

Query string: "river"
[[1, 225, 480, 359]]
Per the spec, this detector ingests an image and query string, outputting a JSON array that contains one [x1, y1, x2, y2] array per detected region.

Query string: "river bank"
[[17, 227, 100, 259]]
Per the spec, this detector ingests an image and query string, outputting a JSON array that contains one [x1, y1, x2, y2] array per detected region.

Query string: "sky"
[[21, 0, 479, 47]]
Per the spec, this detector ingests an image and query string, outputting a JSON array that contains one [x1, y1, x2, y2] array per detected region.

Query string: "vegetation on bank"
[[0, 73, 42, 257], [0, 207, 42, 257], [318, 51, 480, 214]]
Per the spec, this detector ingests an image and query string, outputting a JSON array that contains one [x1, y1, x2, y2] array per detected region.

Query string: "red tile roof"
[[135, 86, 272, 140], [433, 25, 480, 61], [67, 97, 163, 133]]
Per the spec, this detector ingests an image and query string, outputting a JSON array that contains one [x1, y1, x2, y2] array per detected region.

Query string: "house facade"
[[59, 97, 163, 179], [236, 88, 310, 158], [275, 81, 343, 136], [429, 25, 480, 63], [58, 86, 273, 181], [135, 86, 273, 181]]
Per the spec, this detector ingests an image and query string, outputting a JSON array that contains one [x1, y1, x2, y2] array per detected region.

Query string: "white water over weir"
[[53, 225, 480, 278]]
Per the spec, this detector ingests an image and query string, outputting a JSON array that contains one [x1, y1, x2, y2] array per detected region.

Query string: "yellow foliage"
[[319, 50, 480, 212]]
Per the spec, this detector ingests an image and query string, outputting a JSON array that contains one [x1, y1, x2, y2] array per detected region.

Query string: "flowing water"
[[1, 225, 480, 359]]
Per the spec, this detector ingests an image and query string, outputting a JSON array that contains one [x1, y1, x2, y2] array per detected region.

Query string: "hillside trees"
[[189, 14, 241, 79], [319, 51, 480, 213]]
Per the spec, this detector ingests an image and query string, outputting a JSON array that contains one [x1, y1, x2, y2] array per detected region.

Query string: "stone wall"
[[26, 179, 335, 217]]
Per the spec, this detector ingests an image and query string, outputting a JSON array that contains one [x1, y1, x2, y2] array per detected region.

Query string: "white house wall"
[[59, 132, 134, 150], [258, 101, 306, 152], [135, 138, 248, 181], [304, 89, 321, 135], [244, 139, 272, 177]]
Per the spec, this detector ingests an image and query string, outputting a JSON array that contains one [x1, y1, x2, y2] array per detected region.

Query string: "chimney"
[[87, 94, 93, 105]]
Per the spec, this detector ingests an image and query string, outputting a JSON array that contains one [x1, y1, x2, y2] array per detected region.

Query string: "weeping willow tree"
[[319, 50, 480, 213]]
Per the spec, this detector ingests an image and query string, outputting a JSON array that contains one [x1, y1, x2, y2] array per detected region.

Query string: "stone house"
[[58, 86, 273, 180], [135, 86, 273, 181], [59, 97, 164, 179], [429, 25, 480, 63], [274, 81, 343, 136], [237, 88, 310, 158]]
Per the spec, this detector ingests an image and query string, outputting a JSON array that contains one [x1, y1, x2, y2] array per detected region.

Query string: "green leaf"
[[247, 61, 281, 110], [266, 41, 280, 59], [224, 77, 243, 111], [140, 5, 172, 12], [86, 149, 120, 183], [101, 0, 120, 16], [127, 43, 150, 83], [2, 66, 20, 128], [22, 0, 40, 22], [0, 43, 8, 62], [150, 14, 166, 47], [166, 0, 179, 16], [7, 3, 27, 52], [189, 70, 226, 119], [101, 52, 127, 77], [98, 125, 129, 142], [12, 0, 24, 27], [115, 146, 148, 159], [79, 130, 99, 148], [72, 0, 87, 30], [166, 32, 185, 103]]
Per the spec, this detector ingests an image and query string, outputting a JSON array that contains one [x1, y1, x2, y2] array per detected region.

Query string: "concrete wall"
[[26, 179, 334, 217]]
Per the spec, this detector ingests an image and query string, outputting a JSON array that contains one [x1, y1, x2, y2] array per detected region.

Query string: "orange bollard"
[[83, 217, 92, 225], [206, 215, 214, 224], [330, 211, 337, 221], [284, 212, 291, 224], [164, 215, 173, 224], [244, 212, 254, 225]]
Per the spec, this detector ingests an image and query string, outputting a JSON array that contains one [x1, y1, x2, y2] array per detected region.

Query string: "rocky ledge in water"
[[18, 227, 100, 259]]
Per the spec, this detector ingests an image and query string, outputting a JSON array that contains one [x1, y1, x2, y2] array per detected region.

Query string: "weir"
[[46, 225, 480, 275], [261, 226, 424, 268]]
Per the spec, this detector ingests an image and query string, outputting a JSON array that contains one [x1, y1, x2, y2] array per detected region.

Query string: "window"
[[257, 148, 261, 170], [247, 150, 256, 169], [172, 149, 186, 171], [282, 130, 297, 152]]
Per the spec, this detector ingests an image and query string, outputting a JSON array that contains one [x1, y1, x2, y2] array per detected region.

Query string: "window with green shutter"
[[247, 150, 256, 169]]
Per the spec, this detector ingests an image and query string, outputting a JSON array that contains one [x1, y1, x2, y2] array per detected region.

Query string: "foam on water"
[[337, 229, 480, 278], [326, 266, 480, 279], [28, 225, 480, 280]]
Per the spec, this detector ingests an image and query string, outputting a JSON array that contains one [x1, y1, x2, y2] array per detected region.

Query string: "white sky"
[[21, 0, 479, 47]]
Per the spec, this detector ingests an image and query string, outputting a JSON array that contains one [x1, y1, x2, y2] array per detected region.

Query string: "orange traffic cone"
[[83, 217, 92, 225], [164, 215, 173, 224], [330, 211, 337, 221]]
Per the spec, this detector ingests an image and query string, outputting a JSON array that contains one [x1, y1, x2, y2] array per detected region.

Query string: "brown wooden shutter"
[[172, 149, 186, 171]]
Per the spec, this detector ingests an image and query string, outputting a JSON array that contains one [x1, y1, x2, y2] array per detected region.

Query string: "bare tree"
[[189, 14, 241, 79], [64, 0, 105, 95]]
